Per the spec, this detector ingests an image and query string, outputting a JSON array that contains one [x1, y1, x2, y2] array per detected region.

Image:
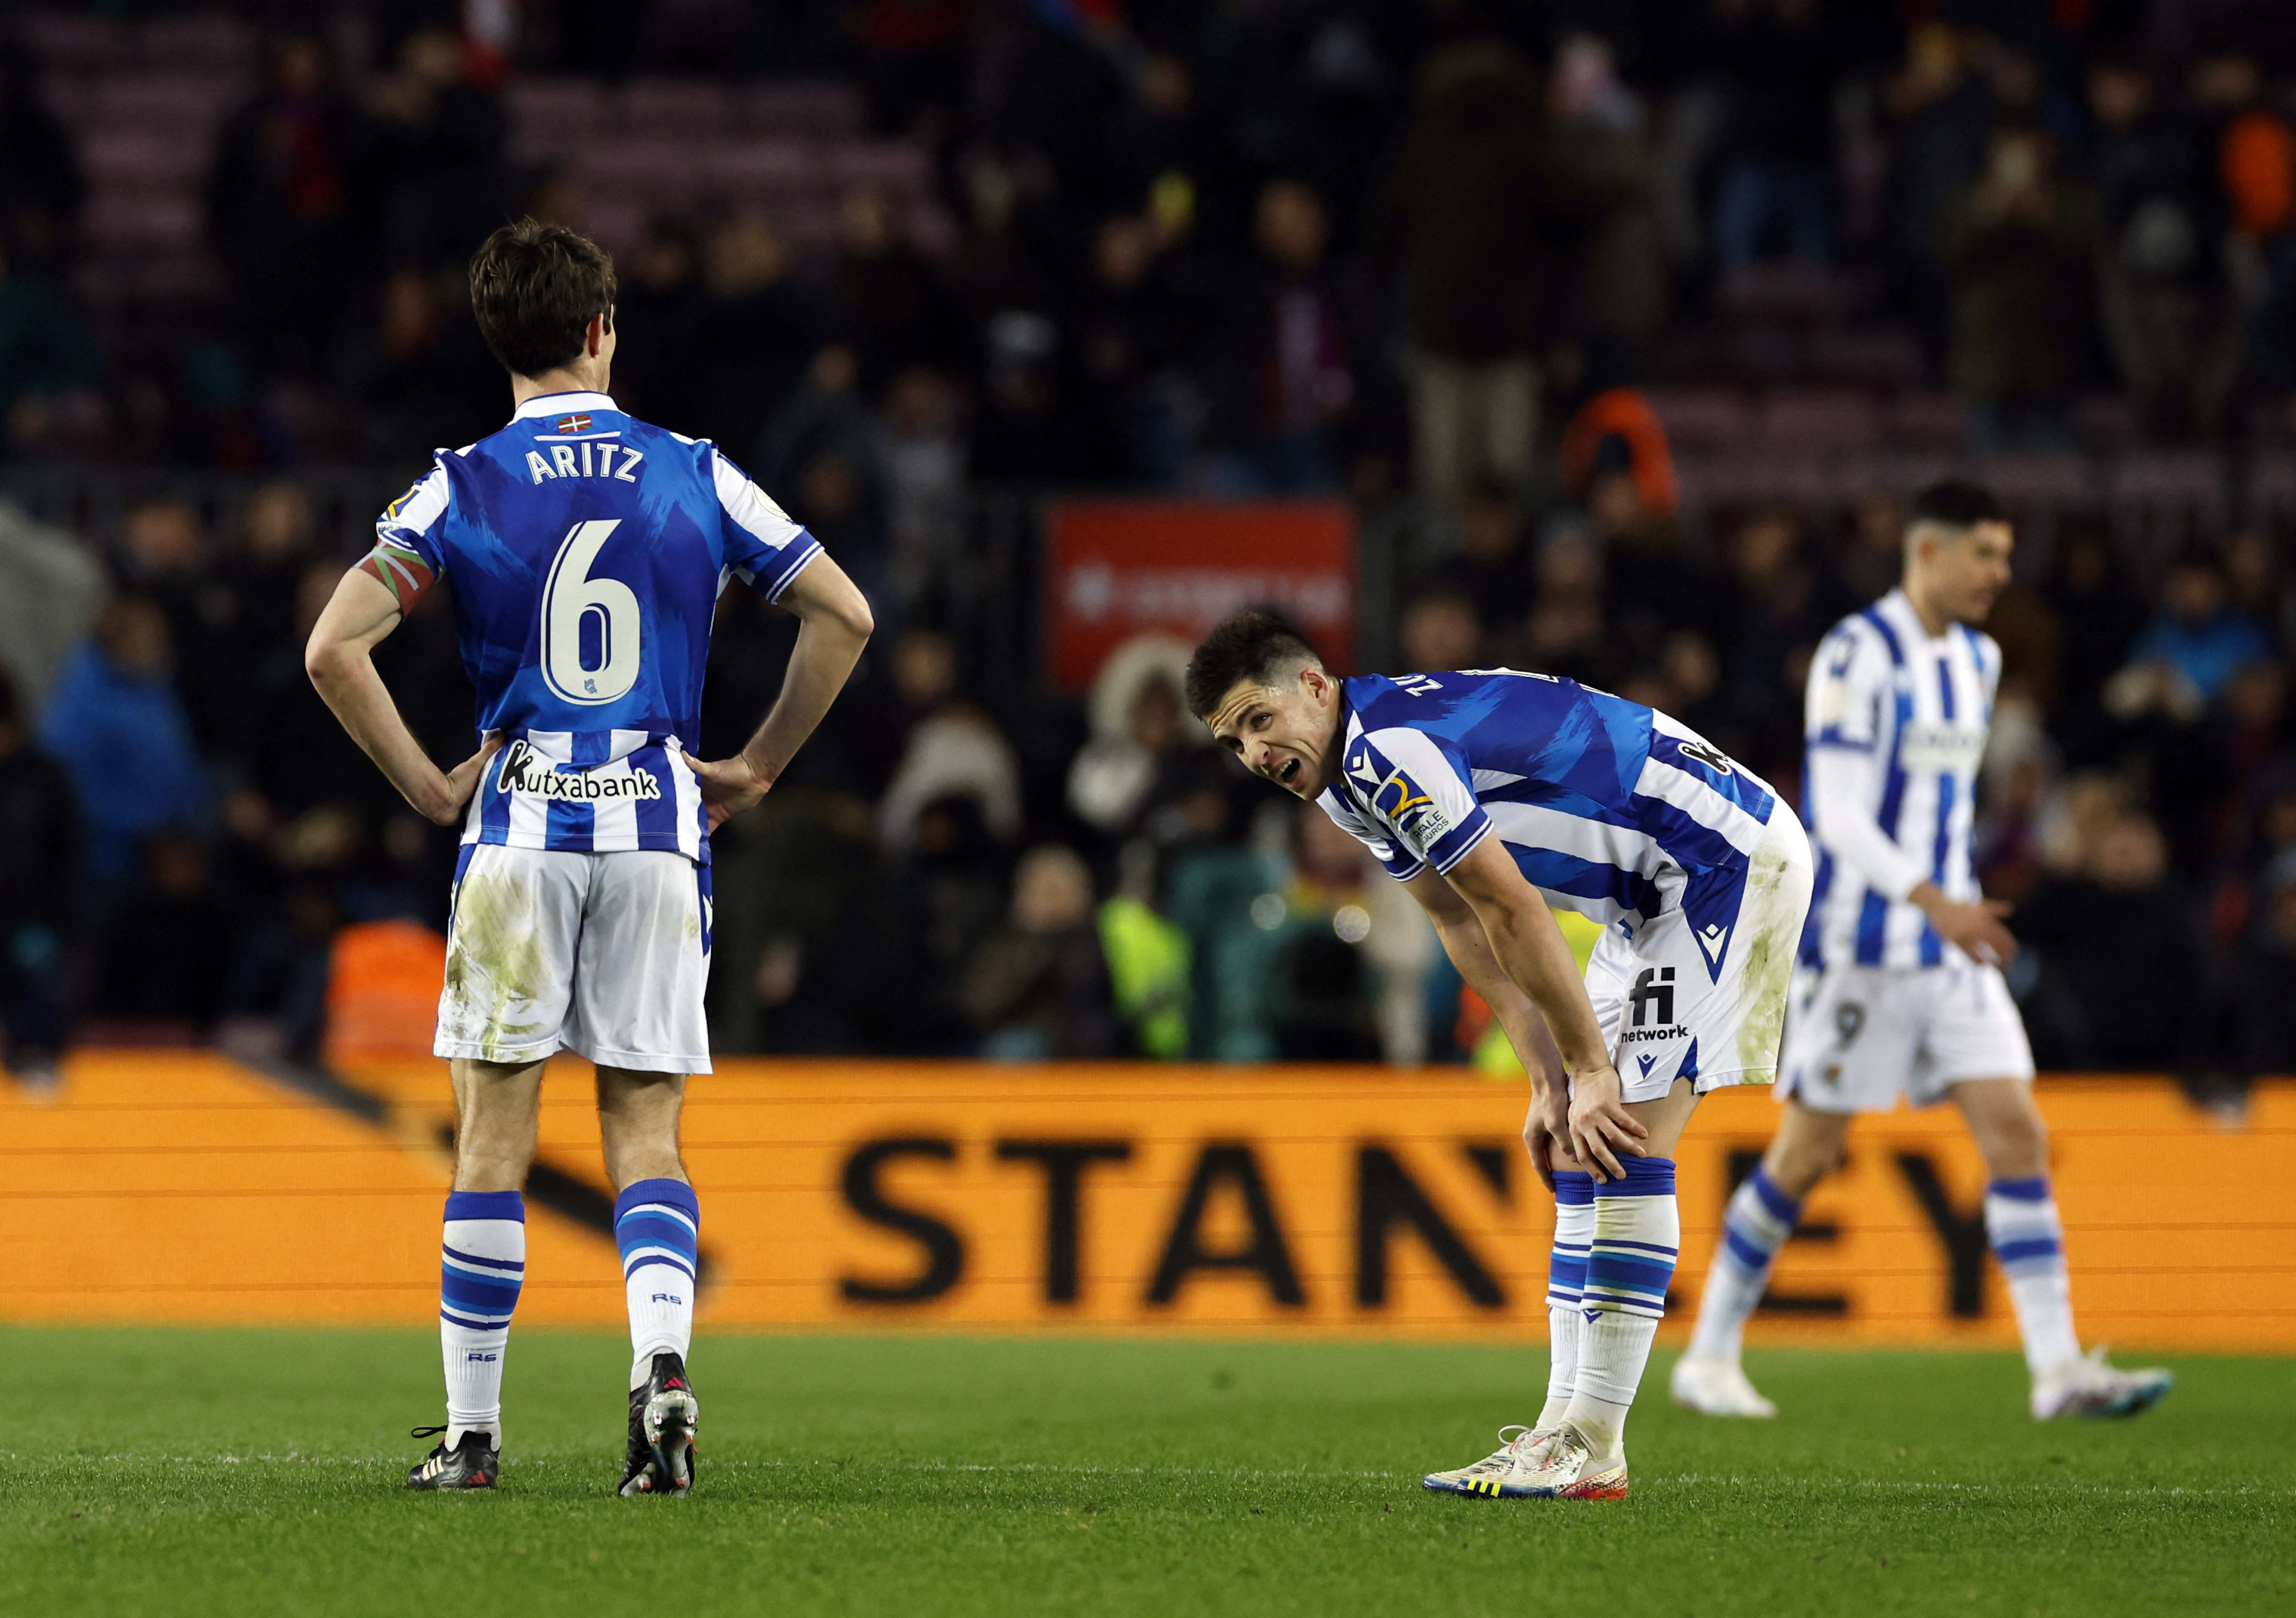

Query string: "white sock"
[[1688, 1166, 1803, 1363], [1539, 1172, 1596, 1427], [1986, 1177, 2080, 1375], [439, 1191, 525, 1446], [615, 1177, 700, 1389], [1564, 1158, 1679, 1458]]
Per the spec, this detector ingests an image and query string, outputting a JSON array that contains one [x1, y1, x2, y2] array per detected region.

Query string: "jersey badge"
[[555, 412, 593, 433], [1694, 921, 1732, 976]]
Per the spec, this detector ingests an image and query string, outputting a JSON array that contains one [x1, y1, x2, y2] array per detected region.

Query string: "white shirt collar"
[[510, 390, 619, 422]]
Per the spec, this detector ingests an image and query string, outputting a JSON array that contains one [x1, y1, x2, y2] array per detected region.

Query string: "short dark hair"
[[468, 218, 619, 378], [1184, 612, 1321, 719], [1907, 478, 2006, 531]]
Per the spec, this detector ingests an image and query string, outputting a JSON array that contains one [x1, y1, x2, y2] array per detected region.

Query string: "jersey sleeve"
[[376, 461, 450, 571], [711, 447, 823, 602], [364, 459, 452, 603], [1317, 791, 1423, 881], [1805, 622, 1889, 751], [1352, 725, 1490, 877]]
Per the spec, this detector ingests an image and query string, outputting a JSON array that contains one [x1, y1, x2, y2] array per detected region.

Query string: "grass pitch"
[[0, 1328, 2288, 1617]]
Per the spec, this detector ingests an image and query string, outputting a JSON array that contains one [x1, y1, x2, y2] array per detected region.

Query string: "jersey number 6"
[[541, 519, 640, 706]]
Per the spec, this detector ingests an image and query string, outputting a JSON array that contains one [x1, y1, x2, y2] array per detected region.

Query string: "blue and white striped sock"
[[1567, 1156, 1679, 1456], [1539, 1171, 1597, 1426], [1987, 1177, 2081, 1375], [439, 1190, 525, 1447], [1688, 1166, 1803, 1363], [615, 1177, 700, 1390]]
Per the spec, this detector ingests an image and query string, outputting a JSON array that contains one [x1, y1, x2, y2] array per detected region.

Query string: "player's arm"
[[1401, 866, 1572, 1190], [304, 565, 499, 826], [1438, 835, 1646, 1180], [682, 553, 873, 829]]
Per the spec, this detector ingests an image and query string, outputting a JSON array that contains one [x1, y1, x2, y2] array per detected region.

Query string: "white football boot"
[[1504, 1423, 1629, 1501], [1421, 1425, 1557, 1498], [2030, 1347, 2174, 1420], [1669, 1352, 1778, 1418]]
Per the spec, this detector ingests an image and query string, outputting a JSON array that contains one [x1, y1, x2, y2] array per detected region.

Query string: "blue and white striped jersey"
[[1800, 588, 1999, 969], [375, 390, 821, 864], [1317, 671, 1781, 975]]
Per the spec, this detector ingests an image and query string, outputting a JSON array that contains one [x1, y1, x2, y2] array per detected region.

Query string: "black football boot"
[[406, 1426, 498, 1490], [617, 1351, 699, 1496]]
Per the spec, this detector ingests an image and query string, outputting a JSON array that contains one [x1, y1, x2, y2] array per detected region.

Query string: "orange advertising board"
[[2, 1054, 2290, 1350], [1043, 499, 1355, 689]]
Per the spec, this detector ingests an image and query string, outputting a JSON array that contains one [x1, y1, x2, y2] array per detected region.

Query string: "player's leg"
[[416, 846, 582, 1491], [599, 1063, 702, 1489], [1551, 1077, 1699, 1491], [412, 1058, 544, 1490], [1952, 1073, 2173, 1418], [567, 850, 711, 1495], [1675, 1099, 1852, 1415]]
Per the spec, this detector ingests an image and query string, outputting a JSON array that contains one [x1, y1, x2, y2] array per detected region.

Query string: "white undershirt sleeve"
[[1806, 743, 1929, 902]]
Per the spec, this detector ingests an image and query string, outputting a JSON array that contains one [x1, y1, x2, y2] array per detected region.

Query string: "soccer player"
[[1186, 613, 1814, 1500], [1671, 480, 2173, 1422], [304, 220, 873, 1494]]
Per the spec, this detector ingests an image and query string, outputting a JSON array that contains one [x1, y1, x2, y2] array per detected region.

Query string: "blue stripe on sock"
[[1748, 1167, 1801, 1225], [1993, 1237, 2062, 1266], [444, 1190, 525, 1223], [1597, 1156, 1677, 1197], [1552, 1171, 1596, 1208], [442, 1245, 524, 1274], [1586, 1251, 1676, 1296], [439, 1307, 505, 1330], [615, 1177, 699, 1222], [1989, 1177, 2051, 1203], [442, 1271, 521, 1310], [625, 1252, 697, 1282], [1725, 1228, 1774, 1270]]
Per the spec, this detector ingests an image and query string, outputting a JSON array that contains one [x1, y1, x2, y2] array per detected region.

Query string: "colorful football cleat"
[[2031, 1347, 2174, 1421], [406, 1426, 497, 1491]]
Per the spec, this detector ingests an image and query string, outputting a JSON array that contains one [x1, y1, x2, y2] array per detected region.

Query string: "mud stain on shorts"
[[445, 868, 548, 1060], [1734, 818, 1815, 1077]]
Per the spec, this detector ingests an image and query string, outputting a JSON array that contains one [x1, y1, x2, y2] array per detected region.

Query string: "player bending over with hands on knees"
[[1671, 480, 2170, 1424], [307, 219, 872, 1495], [1186, 613, 1813, 1501]]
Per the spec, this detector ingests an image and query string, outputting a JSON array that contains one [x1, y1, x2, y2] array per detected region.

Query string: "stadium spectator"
[[960, 842, 1117, 1059], [363, 20, 510, 266], [94, 829, 232, 1034], [2015, 807, 2200, 1073], [2085, 53, 2242, 441], [1941, 123, 2098, 450], [208, 30, 368, 379], [829, 185, 958, 395], [0, 36, 84, 265], [0, 665, 76, 1093], [683, 211, 825, 456], [1707, 0, 1848, 272], [1364, 38, 1553, 500], [38, 594, 208, 896], [1065, 639, 1207, 842], [610, 216, 705, 427], [1397, 588, 1484, 674], [0, 237, 99, 459], [2119, 549, 2273, 709], [351, 266, 503, 466]]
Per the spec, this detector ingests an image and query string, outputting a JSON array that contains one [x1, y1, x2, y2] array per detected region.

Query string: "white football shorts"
[[1583, 806, 1815, 1105], [1776, 959, 2034, 1113], [434, 844, 713, 1073]]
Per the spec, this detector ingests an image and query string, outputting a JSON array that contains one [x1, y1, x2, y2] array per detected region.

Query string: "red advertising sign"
[[1045, 500, 1356, 689]]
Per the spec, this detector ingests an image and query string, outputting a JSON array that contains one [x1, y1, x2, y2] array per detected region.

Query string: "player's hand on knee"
[[1567, 1064, 1646, 1183], [425, 732, 503, 825], [682, 750, 771, 829], [1522, 1087, 1570, 1193]]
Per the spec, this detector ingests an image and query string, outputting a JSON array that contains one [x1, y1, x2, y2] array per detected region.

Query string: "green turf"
[[0, 1328, 2288, 1617]]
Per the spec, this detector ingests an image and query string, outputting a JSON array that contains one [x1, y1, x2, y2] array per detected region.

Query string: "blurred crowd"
[[10, 0, 2296, 1093]]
